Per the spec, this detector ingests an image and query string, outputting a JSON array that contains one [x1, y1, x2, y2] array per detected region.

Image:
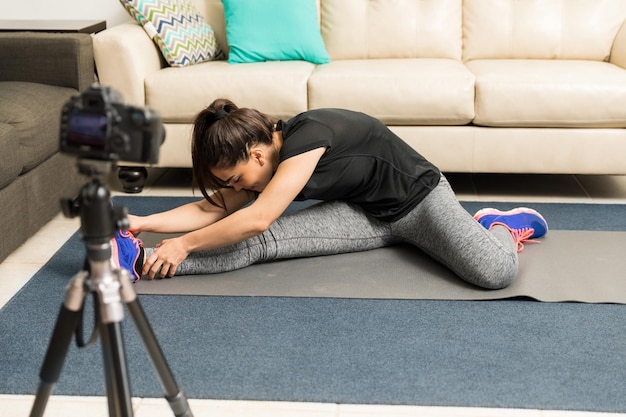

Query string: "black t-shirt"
[[279, 109, 441, 222]]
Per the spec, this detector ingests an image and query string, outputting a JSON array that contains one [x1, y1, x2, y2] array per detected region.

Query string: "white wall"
[[2, 0, 132, 28]]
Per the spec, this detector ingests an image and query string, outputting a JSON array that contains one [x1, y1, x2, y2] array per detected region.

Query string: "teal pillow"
[[223, 0, 330, 64]]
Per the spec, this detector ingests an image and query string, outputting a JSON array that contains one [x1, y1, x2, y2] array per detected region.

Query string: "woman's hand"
[[142, 236, 190, 279]]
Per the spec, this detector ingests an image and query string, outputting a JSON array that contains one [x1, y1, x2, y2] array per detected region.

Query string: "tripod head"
[[61, 159, 129, 263]]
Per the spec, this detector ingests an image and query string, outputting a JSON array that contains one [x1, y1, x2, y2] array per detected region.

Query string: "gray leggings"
[[152, 176, 518, 289]]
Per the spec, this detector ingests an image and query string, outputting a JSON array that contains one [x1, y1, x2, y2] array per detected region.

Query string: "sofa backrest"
[[463, 0, 626, 61], [194, 0, 462, 61], [194, 0, 626, 63], [321, 0, 462, 60]]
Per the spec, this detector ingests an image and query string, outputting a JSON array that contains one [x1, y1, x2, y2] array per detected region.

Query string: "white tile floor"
[[2, 170, 626, 417]]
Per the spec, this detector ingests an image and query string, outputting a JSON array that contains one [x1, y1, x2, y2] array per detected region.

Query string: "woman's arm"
[[184, 147, 326, 251], [128, 188, 255, 234], [142, 147, 326, 278]]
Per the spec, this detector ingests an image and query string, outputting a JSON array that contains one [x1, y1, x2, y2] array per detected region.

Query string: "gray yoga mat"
[[134, 230, 626, 304]]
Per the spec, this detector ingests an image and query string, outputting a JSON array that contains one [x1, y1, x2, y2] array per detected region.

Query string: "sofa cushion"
[[467, 60, 626, 128], [120, 0, 223, 67], [308, 59, 475, 126], [321, 0, 462, 60], [0, 124, 21, 189], [0, 82, 76, 173], [463, 0, 626, 61], [145, 60, 314, 121], [222, 0, 329, 64]]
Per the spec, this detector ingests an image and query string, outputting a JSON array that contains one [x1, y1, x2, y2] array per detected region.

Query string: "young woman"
[[113, 98, 548, 289]]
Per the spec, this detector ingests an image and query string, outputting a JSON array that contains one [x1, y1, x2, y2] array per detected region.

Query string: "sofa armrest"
[[611, 20, 626, 69], [0, 32, 94, 92], [93, 23, 165, 106]]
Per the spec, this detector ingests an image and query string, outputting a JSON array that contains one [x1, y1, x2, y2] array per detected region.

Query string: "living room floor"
[[2, 170, 626, 417]]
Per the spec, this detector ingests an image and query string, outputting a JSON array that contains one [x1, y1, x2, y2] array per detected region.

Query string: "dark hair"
[[191, 98, 274, 207]]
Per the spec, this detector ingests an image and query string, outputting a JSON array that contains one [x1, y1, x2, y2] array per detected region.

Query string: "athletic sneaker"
[[111, 230, 144, 283], [474, 207, 548, 252]]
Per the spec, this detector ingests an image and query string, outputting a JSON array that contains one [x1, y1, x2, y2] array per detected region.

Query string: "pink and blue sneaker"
[[111, 230, 144, 283], [474, 207, 548, 252]]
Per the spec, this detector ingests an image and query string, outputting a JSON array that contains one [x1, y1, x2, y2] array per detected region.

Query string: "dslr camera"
[[60, 85, 164, 164]]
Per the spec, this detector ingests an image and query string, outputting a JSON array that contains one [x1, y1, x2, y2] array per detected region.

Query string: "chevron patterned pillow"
[[121, 0, 223, 67]]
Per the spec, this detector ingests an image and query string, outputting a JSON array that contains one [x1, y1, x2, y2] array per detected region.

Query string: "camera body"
[[60, 85, 164, 164]]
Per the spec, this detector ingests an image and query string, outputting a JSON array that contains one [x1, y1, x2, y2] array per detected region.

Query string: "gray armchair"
[[0, 32, 94, 262]]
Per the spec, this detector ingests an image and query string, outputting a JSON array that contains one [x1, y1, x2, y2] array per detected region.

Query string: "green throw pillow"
[[223, 0, 330, 64], [120, 0, 223, 67]]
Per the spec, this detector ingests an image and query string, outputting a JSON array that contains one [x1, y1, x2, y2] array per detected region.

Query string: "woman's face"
[[210, 148, 273, 193]]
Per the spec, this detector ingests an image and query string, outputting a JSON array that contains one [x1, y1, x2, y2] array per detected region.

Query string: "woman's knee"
[[465, 253, 518, 290]]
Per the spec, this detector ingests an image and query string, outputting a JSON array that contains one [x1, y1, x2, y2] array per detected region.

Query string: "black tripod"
[[29, 160, 193, 417]]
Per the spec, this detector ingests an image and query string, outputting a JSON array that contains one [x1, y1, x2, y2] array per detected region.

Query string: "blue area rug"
[[0, 198, 625, 412]]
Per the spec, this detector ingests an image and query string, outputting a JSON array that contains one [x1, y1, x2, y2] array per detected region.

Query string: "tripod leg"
[[92, 264, 134, 417], [29, 272, 88, 417], [99, 317, 134, 417], [120, 273, 193, 417]]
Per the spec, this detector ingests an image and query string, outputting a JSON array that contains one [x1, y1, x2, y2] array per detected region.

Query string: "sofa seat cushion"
[[467, 59, 626, 127], [145, 60, 315, 122], [0, 81, 76, 173], [308, 59, 475, 125], [0, 124, 21, 189]]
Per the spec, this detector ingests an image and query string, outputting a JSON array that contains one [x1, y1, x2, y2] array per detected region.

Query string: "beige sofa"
[[94, 0, 626, 189]]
